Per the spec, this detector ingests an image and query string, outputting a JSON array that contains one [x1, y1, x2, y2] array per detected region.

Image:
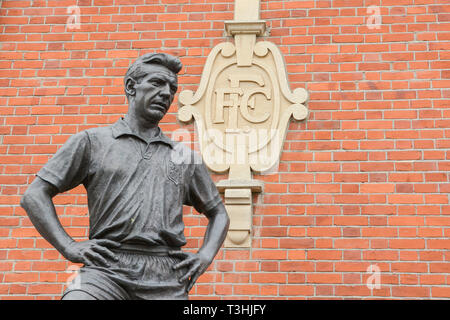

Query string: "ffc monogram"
[[214, 73, 271, 129]]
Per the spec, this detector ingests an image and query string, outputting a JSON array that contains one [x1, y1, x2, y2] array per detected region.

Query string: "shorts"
[[62, 244, 189, 300]]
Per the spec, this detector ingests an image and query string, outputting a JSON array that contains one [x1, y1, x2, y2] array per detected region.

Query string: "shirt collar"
[[111, 117, 175, 149]]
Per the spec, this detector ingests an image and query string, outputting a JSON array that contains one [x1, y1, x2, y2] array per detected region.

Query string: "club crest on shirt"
[[167, 160, 181, 185]]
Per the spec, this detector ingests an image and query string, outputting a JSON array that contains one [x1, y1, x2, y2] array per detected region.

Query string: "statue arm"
[[20, 176, 75, 256], [20, 176, 120, 266], [171, 201, 229, 292], [198, 201, 230, 263]]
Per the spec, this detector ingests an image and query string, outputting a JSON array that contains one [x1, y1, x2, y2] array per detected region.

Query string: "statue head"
[[124, 53, 183, 124]]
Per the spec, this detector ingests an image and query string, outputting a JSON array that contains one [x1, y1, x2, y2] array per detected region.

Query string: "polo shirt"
[[37, 118, 222, 248]]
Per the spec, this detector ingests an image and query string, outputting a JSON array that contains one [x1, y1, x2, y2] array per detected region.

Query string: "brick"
[[279, 285, 314, 296], [252, 250, 286, 260], [307, 273, 341, 284], [308, 250, 341, 260], [392, 286, 430, 298], [252, 273, 286, 284], [234, 285, 259, 295], [335, 286, 371, 297], [432, 287, 450, 298], [427, 239, 450, 249], [280, 239, 314, 249], [390, 239, 425, 249], [388, 195, 423, 204], [28, 284, 63, 295]]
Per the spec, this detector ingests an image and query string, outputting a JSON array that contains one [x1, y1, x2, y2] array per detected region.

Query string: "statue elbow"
[[20, 177, 57, 211], [221, 208, 230, 231], [20, 188, 34, 211], [20, 185, 41, 210]]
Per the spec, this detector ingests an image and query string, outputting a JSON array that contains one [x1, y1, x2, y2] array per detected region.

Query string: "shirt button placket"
[[143, 143, 152, 160]]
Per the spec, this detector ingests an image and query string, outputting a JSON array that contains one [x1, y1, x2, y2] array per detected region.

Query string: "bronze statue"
[[20, 53, 230, 300]]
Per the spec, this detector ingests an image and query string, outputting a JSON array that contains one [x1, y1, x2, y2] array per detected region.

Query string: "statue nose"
[[159, 83, 171, 98]]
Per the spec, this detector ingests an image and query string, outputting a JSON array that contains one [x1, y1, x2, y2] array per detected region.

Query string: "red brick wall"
[[1, 0, 449, 299]]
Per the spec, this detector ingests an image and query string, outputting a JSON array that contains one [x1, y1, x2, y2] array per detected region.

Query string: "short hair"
[[124, 52, 182, 98]]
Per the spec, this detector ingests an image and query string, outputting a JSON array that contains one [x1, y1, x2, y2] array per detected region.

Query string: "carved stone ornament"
[[178, 0, 309, 247]]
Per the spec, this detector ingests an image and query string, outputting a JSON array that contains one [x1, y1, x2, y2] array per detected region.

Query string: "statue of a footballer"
[[21, 53, 230, 300]]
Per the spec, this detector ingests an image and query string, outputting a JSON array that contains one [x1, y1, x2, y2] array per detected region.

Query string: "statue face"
[[131, 63, 178, 124]]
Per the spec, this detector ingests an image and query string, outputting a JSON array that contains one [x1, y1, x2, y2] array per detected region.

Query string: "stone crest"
[[178, 41, 308, 176], [178, 0, 309, 247]]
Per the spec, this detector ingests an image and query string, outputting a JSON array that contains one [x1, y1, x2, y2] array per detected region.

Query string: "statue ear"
[[125, 78, 136, 97]]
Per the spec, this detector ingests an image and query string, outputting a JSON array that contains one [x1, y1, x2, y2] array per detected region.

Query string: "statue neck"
[[123, 113, 160, 143]]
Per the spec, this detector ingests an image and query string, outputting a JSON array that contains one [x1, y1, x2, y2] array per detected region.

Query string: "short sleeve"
[[184, 160, 222, 216], [37, 131, 91, 193]]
